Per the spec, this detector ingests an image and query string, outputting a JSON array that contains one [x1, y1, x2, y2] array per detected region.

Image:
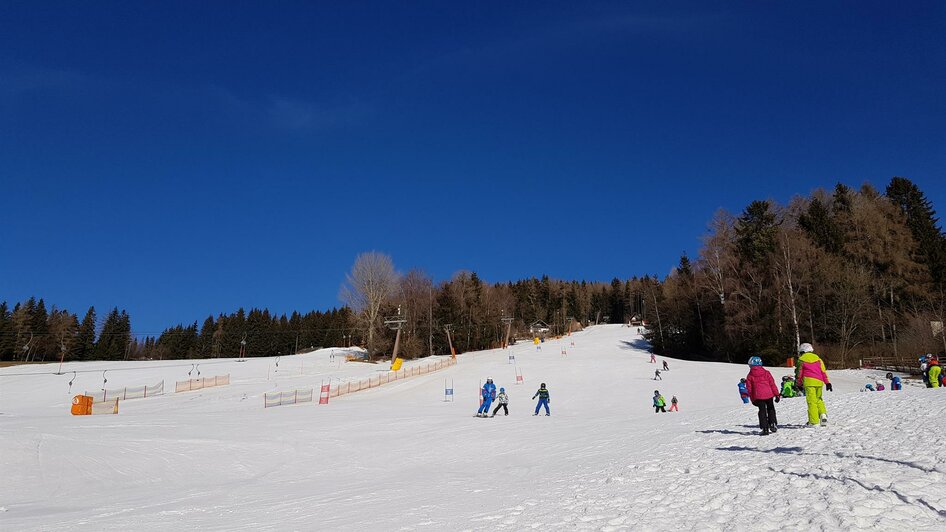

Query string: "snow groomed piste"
[[1, 325, 945, 530]]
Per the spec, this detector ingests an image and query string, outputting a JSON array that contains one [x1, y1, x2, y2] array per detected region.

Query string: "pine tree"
[[886, 176, 946, 285], [735, 200, 779, 265], [75, 307, 97, 361], [0, 301, 13, 361]]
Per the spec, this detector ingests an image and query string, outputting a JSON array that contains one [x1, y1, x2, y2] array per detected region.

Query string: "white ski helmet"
[[798, 343, 814, 354]]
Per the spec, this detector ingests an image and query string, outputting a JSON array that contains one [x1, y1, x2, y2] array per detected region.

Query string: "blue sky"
[[1, 1, 944, 334]]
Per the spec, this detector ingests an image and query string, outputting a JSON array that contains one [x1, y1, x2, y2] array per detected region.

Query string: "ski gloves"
[[825, 383, 833, 392]]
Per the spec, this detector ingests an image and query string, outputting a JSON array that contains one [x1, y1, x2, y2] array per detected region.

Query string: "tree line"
[[5, 176, 941, 366], [644, 177, 946, 368]]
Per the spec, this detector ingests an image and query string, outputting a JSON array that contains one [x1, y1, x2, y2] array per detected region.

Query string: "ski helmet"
[[499, 387, 505, 392], [886, 372, 893, 379], [654, 390, 659, 394], [799, 343, 814, 354], [748, 356, 763, 366], [540, 382, 546, 388], [740, 378, 746, 383]]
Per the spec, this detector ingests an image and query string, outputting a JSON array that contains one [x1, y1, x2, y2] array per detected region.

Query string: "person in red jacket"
[[745, 356, 781, 436]]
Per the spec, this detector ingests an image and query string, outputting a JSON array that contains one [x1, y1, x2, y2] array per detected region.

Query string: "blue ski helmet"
[[748, 356, 763, 366], [499, 387, 505, 392]]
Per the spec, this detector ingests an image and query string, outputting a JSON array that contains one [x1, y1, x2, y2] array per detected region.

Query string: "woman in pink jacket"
[[745, 356, 781, 436]]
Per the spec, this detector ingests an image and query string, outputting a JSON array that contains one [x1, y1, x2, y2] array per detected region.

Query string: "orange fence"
[[329, 357, 457, 399], [175, 374, 230, 393]]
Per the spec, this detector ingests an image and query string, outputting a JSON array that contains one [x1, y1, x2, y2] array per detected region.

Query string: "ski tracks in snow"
[[458, 392, 946, 531]]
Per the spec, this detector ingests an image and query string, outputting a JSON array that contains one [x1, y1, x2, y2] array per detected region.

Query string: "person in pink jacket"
[[745, 356, 781, 436]]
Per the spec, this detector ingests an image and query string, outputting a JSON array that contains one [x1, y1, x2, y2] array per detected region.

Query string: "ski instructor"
[[794, 343, 832, 426], [476, 378, 497, 417]]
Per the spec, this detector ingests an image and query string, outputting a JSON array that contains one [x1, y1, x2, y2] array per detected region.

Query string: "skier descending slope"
[[745, 356, 780, 435], [532, 383, 550, 416], [490, 387, 509, 417], [476, 378, 497, 417], [795, 343, 832, 426]]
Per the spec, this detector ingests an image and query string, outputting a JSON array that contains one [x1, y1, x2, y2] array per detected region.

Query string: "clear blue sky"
[[1, 1, 944, 334]]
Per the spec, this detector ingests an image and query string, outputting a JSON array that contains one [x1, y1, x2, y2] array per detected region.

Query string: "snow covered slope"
[[2, 325, 944, 531]]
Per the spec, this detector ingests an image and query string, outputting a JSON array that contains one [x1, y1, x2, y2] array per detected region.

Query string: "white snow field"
[[2, 325, 945, 531]]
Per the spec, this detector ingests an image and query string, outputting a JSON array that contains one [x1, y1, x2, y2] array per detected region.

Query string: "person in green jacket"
[[780, 376, 797, 398], [794, 343, 832, 426], [653, 390, 667, 413]]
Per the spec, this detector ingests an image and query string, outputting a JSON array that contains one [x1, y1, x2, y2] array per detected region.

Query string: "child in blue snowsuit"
[[533, 383, 550, 416], [887, 373, 902, 390], [476, 378, 496, 417], [738, 379, 750, 404]]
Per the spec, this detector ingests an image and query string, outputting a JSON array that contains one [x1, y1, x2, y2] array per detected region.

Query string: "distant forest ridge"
[[3, 177, 944, 367]]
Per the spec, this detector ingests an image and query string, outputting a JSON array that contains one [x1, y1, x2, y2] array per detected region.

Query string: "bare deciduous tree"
[[340, 252, 399, 357]]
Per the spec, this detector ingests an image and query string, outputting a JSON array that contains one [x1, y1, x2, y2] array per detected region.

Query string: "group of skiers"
[[737, 342, 832, 435], [653, 390, 678, 413], [475, 378, 551, 417]]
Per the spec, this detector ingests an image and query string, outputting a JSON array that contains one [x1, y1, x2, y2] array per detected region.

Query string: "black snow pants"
[[492, 403, 508, 416], [753, 398, 777, 429]]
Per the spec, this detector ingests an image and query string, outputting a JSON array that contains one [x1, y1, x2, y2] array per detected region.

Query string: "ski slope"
[[2, 325, 945, 531]]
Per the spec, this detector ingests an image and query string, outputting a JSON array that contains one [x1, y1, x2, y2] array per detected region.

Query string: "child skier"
[[875, 380, 885, 391], [669, 395, 679, 412], [927, 357, 942, 388], [654, 369, 662, 381], [662, 360, 670, 371], [864, 383, 875, 392], [491, 387, 509, 417], [532, 383, 550, 416], [476, 378, 497, 417], [745, 356, 780, 435], [780, 376, 797, 398], [795, 343, 832, 426], [653, 390, 667, 413], [650, 353, 657, 364], [738, 379, 750, 404], [886, 372, 902, 390]]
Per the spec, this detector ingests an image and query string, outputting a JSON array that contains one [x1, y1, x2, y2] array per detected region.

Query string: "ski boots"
[[769, 424, 778, 433], [820, 414, 828, 426], [761, 428, 770, 436]]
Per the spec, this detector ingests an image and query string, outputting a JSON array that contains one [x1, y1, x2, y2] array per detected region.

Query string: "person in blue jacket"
[[886, 373, 902, 390], [532, 383, 550, 416], [738, 378, 750, 404], [476, 378, 497, 417]]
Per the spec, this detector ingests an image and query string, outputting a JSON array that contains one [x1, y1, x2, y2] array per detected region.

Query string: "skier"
[[491, 387, 509, 417], [669, 395, 679, 412], [780, 376, 797, 398], [738, 379, 750, 404], [650, 353, 657, 364], [920, 355, 930, 387], [926, 357, 942, 389], [653, 390, 667, 413], [745, 356, 780, 435], [864, 383, 875, 392], [654, 369, 662, 381], [875, 380, 885, 391], [532, 383, 550, 416], [794, 343, 832, 426], [476, 378, 497, 417], [662, 360, 670, 371], [886, 372, 902, 391]]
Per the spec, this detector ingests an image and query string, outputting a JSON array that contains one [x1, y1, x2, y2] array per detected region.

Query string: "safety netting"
[[264, 388, 314, 408], [85, 380, 164, 403], [175, 374, 230, 393], [330, 357, 457, 398], [90, 398, 119, 414]]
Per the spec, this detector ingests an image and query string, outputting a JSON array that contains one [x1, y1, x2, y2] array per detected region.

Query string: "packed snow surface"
[[2, 325, 945, 531]]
